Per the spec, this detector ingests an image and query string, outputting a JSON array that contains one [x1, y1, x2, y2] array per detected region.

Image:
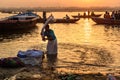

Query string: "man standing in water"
[[41, 16, 58, 67]]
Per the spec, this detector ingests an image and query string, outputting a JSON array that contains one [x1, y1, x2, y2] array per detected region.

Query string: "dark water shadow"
[[104, 25, 120, 29], [92, 23, 120, 27], [92, 24, 110, 27], [0, 26, 38, 42], [104, 25, 120, 39]]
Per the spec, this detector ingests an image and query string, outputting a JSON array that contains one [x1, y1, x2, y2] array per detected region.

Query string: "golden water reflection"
[[83, 19, 92, 43]]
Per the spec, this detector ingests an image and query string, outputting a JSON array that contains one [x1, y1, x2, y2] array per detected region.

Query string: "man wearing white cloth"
[[42, 24, 58, 65], [41, 15, 58, 65], [43, 24, 57, 53]]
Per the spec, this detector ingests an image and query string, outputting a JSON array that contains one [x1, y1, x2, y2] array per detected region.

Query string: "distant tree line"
[[0, 7, 120, 12]]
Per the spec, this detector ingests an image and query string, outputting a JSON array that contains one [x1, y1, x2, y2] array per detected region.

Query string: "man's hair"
[[46, 24, 49, 28]]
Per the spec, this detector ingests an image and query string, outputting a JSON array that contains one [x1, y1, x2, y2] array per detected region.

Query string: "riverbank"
[[0, 66, 120, 80]]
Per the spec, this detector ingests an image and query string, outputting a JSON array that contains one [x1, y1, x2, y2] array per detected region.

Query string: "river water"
[[0, 12, 120, 74]]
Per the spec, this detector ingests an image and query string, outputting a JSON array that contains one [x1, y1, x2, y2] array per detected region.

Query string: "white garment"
[[18, 50, 44, 66], [47, 39, 57, 54], [26, 50, 43, 57]]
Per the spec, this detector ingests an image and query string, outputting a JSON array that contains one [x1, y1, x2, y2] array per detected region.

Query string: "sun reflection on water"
[[83, 19, 92, 43]]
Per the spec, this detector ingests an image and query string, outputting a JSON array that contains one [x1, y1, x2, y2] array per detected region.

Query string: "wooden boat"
[[0, 12, 40, 30], [53, 18, 80, 23], [38, 18, 80, 23], [91, 17, 120, 25], [72, 14, 102, 18]]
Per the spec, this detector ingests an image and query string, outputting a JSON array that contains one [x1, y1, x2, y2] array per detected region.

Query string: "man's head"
[[45, 24, 49, 31]]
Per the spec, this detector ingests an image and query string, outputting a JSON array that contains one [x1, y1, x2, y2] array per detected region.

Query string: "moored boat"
[[53, 18, 80, 23], [91, 17, 120, 25], [0, 12, 40, 30], [38, 18, 80, 23], [72, 14, 102, 18]]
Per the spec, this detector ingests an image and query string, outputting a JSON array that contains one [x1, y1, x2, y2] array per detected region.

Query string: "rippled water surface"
[[0, 12, 120, 74]]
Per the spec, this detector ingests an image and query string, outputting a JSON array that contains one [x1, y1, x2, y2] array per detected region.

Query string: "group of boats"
[[0, 11, 81, 30], [0, 11, 120, 31], [72, 12, 120, 25], [0, 12, 83, 31]]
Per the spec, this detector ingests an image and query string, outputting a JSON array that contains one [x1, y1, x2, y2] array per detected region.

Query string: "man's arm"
[[41, 15, 54, 35], [41, 35, 46, 41]]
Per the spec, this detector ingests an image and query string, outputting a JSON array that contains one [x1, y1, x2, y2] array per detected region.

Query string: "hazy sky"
[[0, 0, 120, 8]]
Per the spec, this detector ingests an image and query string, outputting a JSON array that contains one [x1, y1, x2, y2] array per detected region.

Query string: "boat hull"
[[38, 18, 80, 23], [91, 17, 120, 25], [0, 17, 39, 30], [72, 14, 101, 18]]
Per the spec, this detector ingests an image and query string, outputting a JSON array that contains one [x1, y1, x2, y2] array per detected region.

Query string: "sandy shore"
[[0, 66, 120, 80]]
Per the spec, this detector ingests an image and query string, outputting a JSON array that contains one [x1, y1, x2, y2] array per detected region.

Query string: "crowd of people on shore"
[[104, 10, 120, 20]]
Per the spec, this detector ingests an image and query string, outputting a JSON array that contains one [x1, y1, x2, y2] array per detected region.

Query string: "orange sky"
[[0, 0, 120, 8]]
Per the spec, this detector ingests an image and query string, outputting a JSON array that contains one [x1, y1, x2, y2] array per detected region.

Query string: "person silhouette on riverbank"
[[41, 24, 58, 67]]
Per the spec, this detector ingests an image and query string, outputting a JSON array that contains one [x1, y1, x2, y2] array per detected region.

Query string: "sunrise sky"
[[0, 0, 120, 8]]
